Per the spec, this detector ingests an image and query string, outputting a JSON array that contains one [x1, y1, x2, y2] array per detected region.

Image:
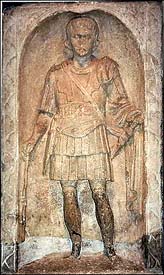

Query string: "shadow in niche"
[[18, 8, 146, 270]]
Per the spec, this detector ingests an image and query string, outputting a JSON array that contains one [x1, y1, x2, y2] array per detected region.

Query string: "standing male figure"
[[24, 16, 143, 259]]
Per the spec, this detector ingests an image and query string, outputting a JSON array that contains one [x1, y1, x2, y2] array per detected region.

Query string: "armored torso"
[[40, 57, 119, 181], [51, 58, 109, 137]]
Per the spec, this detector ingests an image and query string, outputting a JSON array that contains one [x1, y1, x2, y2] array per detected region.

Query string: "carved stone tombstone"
[[2, 2, 163, 274]]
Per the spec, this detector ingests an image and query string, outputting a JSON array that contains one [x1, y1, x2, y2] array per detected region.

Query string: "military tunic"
[[40, 56, 137, 181]]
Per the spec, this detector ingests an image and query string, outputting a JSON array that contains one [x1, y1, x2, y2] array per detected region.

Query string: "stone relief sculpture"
[[2, 1, 163, 273], [20, 16, 144, 259]]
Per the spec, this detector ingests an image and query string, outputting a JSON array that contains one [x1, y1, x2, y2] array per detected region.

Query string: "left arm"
[[100, 57, 143, 158]]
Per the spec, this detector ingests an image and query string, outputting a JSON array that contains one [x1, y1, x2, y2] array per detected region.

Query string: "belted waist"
[[58, 102, 105, 118]]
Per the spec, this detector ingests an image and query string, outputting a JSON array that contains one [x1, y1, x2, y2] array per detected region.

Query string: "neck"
[[73, 54, 92, 68]]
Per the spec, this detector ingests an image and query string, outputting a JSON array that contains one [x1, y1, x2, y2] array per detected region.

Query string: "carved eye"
[[72, 35, 80, 39]]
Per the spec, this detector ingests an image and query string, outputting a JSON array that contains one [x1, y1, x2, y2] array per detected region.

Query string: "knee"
[[63, 191, 78, 216], [62, 186, 78, 209], [63, 189, 77, 201], [61, 181, 77, 197], [89, 180, 107, 201], [92, 189, 107, 202]]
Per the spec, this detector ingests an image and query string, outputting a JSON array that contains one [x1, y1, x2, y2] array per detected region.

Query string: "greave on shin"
[[89, 180, 115, 256], [61, 181, 81, 257]]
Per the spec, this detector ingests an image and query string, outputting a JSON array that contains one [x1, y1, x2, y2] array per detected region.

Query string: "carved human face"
[[68, 18, 97, 57]]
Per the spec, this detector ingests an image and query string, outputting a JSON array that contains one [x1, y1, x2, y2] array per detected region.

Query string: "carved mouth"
[[77, 48, 88, 53]]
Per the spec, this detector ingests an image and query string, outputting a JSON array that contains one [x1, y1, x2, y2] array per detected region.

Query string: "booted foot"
[[71, 243, 81, 259], [104, 245, 116, 258]]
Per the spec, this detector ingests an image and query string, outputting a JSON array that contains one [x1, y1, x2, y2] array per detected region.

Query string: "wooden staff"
[[18, 148, 30, 242]]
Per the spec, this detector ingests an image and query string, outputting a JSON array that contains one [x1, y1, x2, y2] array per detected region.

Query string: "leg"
[[89, 179, 115, 257], [60, 180, 81, 258]]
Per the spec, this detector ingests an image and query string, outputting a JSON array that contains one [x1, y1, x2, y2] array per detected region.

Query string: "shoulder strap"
[[64, 68, 105, 122]]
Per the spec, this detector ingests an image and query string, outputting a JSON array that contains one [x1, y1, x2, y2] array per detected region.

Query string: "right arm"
[[23, 68, 57, 156], [25, 113, 51, 149]]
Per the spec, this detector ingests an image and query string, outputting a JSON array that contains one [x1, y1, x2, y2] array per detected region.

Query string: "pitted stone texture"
[[18, 253, 146, 274], [19, 8, 145, 243], [18, 236, 144, 269], [2, 0, 162, 265], [2, 13, 19, 244]]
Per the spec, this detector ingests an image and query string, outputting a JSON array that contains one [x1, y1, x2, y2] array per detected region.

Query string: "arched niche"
[[18, 10, 145, 245]]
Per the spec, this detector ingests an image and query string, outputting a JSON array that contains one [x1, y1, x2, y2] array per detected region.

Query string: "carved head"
[[65, 16, 99, 57]]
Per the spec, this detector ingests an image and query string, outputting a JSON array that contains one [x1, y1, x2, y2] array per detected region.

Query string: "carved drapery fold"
[[125, 127, 145, 218], [2, 3, 162, 272]]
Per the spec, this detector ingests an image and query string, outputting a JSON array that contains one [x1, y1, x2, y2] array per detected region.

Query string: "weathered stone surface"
[[1, 243, 18, 273], [19, 7, 145, 243], [18, 252, 146, 274], [2, 1, 162, 273], [141, 230, 162, 270], [18, 236, 144, 268]]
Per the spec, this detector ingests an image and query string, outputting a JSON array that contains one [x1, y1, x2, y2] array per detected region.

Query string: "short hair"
[[66, 16, 99, 41]]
